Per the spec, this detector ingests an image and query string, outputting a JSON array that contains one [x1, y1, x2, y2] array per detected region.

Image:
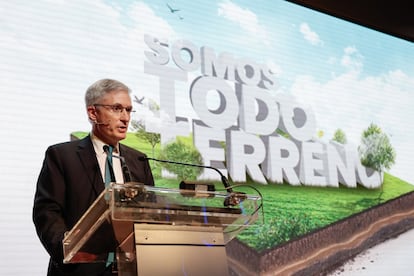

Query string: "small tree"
[[130, 97, 161, 158], [158, 139, 204, 180], [358, 123, 396, 184], [332, 129, 347, 144], [131, 119, 160, 157], [362, 123, 382, 137]]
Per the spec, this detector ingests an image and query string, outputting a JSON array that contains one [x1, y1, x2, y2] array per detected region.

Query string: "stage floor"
[[328, 227, 414, 275]]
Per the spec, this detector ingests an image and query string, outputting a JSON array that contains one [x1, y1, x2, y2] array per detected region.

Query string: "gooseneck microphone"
[[139, 156, 248, 207], [113, 155, 132, 183], [103, 145, 133, 183], [138, 156, 233, 193]]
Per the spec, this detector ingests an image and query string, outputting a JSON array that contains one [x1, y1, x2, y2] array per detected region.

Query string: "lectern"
[[62, 182, 262, 275]]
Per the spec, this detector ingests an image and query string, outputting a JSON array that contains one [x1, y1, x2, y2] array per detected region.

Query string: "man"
[[33, 79, 154, 275]]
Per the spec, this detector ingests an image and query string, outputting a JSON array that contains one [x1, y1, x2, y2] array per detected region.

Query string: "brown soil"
[[226, 191, 414, 276]]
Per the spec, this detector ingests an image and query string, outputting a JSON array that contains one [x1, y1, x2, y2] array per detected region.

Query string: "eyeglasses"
[[94, 104, 135, 114]]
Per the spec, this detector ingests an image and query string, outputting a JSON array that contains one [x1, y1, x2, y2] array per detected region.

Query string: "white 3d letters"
[[143, 34, 381, 188]]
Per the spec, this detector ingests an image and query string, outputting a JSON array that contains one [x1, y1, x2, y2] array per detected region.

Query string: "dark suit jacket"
[[33, 135, 154, 276]]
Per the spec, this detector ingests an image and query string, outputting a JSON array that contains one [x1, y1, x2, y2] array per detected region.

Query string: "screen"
[[1, 1, 413, 275]]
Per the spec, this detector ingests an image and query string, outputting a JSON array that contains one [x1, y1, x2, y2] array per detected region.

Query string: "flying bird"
[[134, 95, 145, 105], [166, 3, 180, 13]]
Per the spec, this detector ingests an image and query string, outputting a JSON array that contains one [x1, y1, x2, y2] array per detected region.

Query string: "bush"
[[158, 138, 204, 180]]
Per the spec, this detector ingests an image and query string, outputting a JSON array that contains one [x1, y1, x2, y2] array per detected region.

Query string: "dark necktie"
[[104, 145, 116, 187], [103, 145, 116, 265]]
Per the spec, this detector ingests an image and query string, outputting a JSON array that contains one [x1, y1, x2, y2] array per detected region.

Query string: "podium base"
[[131, 224, 229, 276]]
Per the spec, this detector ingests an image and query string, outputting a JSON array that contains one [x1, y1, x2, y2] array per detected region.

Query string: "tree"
[[131, 119, 160, 157], [130, 97, 161, 158], [332, 129, 347, 144], [358, 123, 396, 184], [362, 123, 382, 137], [158, 138, 204, 180]]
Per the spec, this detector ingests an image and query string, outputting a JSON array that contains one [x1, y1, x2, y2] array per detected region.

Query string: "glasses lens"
[[95, 104, 134, 114], [112, 105, 123, 113]]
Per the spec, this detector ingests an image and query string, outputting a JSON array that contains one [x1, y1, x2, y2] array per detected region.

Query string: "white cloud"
[[218, 0, 270, 46], [127, 2, 176, 41], [0, 0, 180, 134], [290, 67, 414, 183], [341, 46, 364, 72], [299, 22, 323, 46]]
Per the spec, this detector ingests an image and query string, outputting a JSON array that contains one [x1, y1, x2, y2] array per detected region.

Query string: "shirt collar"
[[90, 133, 119, 154]]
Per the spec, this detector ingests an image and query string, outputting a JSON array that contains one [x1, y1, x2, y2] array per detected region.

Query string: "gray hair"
[[85, 79, 131, 106]]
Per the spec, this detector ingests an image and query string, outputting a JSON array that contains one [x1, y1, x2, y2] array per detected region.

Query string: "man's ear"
[[87, 106, 97, 123]]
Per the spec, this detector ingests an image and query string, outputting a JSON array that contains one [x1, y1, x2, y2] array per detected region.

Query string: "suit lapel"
[[77, 135, 104, 197]]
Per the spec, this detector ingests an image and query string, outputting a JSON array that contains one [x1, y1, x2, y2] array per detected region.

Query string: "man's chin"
[[117, 133, 127, 140]]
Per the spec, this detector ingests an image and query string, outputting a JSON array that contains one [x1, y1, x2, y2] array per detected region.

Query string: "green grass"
[[235, 174, 414, 251], [72, 131, 414, 251]]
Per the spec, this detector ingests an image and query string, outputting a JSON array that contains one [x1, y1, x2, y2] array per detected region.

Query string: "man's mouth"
[[118, 125, 128, 132]]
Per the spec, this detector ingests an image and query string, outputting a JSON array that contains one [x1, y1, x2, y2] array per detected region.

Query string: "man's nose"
[[119, 109, 130, 120]]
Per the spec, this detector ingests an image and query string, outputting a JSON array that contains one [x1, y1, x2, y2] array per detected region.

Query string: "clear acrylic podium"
[[62, 182, 262, 275]]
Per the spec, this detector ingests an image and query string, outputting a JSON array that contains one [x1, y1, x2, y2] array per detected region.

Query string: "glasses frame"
[[94, 104, 135, 114]]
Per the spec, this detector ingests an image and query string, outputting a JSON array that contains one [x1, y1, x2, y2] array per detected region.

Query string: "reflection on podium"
[[63, 182, 262, 275]]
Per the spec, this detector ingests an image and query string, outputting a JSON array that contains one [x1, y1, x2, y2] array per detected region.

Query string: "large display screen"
[[1, 1, 413, 275]]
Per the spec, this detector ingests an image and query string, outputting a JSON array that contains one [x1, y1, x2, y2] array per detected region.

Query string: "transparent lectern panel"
[[62, 190, 115, 264], [62, 182, 263, 265], [111, 182, 263, 243]]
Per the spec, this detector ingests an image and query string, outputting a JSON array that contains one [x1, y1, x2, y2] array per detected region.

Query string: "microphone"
[[112, 155, 132, 183], [113, 155, 151, 202], [103, 145, 132, 183], [138, 156, 247, 207], [138, 156, 233, 193], [95, 119, 111, 125]]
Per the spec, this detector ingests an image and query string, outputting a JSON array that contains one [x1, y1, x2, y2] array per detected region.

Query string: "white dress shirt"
[[91, 133, 124, 184]]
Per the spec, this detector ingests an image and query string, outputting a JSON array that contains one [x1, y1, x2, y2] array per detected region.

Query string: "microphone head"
[[138, 156, 148, 162], [95, 119, 111, 125]]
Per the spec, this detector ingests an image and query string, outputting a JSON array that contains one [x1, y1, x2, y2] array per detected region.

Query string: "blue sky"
[[1, 0, 413, 182], [1, 0, 414, 184], [107, 0, 414, 80], [103, 0, 414, 179]]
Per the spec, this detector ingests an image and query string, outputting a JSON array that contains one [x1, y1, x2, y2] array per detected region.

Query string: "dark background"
[[288, 0, 414, 43]]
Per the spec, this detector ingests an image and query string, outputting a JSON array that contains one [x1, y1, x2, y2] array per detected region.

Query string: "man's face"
[[87, 90, 133, 145]]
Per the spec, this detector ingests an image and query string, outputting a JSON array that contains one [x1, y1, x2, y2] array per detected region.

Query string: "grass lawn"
[[235, 173, 414, 251]]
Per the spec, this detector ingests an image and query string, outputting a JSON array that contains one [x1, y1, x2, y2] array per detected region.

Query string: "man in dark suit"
[[33, 79, 154, 275]]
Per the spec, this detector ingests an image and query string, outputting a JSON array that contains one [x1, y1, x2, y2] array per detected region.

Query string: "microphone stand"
[[140, 156, 246, 206], [113, 155, 132, 183]]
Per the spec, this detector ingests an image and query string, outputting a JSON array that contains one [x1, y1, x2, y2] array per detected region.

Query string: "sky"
[[0, 1, 413, 274]]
